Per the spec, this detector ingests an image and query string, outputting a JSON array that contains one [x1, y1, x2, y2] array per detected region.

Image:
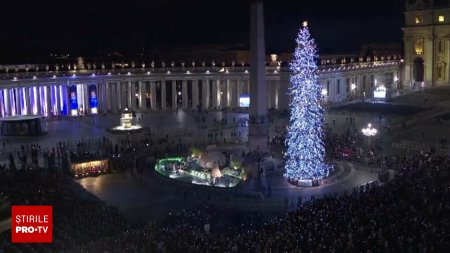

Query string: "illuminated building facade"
[[0, 58, 400, 118], [403, 0, 450, 89]]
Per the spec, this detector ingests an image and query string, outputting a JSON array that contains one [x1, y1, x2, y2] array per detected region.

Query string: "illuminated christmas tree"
[[284, 21, 330, 182]]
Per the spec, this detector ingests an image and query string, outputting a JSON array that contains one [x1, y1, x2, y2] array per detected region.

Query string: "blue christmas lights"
[[284, 23, 330, 182]]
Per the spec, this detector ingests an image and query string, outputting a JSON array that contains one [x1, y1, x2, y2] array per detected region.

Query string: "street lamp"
[[362, 123, 377, 146]]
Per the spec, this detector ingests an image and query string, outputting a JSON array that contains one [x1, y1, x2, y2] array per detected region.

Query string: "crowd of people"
[[77, 152, 450, 253], [0, 169, 129, 253], [1, 147, 449, 252], [1, 109, 450, 252]]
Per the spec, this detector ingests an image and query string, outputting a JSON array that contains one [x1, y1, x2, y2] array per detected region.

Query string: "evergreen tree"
[[284, 22, 330, 182]]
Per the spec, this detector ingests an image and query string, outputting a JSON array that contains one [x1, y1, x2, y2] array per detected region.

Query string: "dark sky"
[[0, 0, 405, 63]]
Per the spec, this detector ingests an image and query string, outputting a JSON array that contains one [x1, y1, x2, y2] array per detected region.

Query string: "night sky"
[[0, 0, 404, 63]]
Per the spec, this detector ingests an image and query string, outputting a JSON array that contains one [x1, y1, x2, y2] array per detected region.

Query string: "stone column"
[[111, 83, 116, 112], [50, 86, 55, 116], [105, 82, 111, 112], [55, 85, 61, 116], [403, 39, 413, 90], [19, 87, 29, 115], [114, 82, 120, 111], [331, 79, 337, 102], [23, 87, 30, 115], [1, 90, 5, 117], [182, 80, 188, 109], [192, 80, 199, 109], [172, 80, 177, 110], [36, 87, 41, 115], [249, 0, 268, 152], [84, 84, 90, 114], [219, 80, 225, 108], [139, 81, 146, 110], [4, 89, 8, 117], [110, 82, 115, 112], [117, 82, 122, 111], [202, 79, 210, 110], [3, 90, 8, 117], [31, 87, 36, 115], [161, 80, 167, 110], [45, 86, 52, 117], [14, 88, 18, 116], [7, 90, 12, 116], [122, 82, 126, 110], [211, 80, 218, 109], [359, 75, 364, 98], [17, 88, 23, 115], [9, 89, 14, 116], [16, 88, 22, 115], [2, 90, 7, 117], [102, 82, 107, 113], [16, 88, 21, 115], [99, 83, 103, 113], [128, 81, 133, 110], [10, 89, 17, 116], [24, 87, 29, 115], [2, 89, 10, 117], [133, 81, 138, 110], [0, 90, 5, 117], [274, 80, 280, 109], [235, 79, 242, 108], [121, 82, 127, 110], [5, 89, 12, 116], [151, 81, 157, 111], [0, 91, 3, 117], [226, 79, 232, 107], [96, 82, 102, 113], [117, 82, 123, 110], [0, 90, 4, 117]]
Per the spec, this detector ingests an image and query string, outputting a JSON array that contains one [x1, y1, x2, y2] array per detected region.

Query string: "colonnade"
[[0, 78, 255, 117], [321, 69, 401, 103], [0, 62, 401, 118], [0, 85, 64, 117], [99, 79, 253, 113]]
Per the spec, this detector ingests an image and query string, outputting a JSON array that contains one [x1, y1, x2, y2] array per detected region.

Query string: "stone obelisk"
[[248, 0, 268, 153]]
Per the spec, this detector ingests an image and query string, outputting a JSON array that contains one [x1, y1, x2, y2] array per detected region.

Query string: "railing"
[[0, 67, 247, 81], [0, 59, 401, 82]]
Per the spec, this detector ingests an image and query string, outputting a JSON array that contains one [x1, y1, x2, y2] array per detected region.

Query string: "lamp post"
[[361, 123, 377, 146]]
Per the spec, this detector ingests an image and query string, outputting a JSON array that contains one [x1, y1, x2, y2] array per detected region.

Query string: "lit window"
[[439, 15, 445, 22], [415, 15, 424, 24]]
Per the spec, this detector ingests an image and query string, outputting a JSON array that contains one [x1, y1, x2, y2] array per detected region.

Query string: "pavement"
[[4, 89, 450, 222]]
